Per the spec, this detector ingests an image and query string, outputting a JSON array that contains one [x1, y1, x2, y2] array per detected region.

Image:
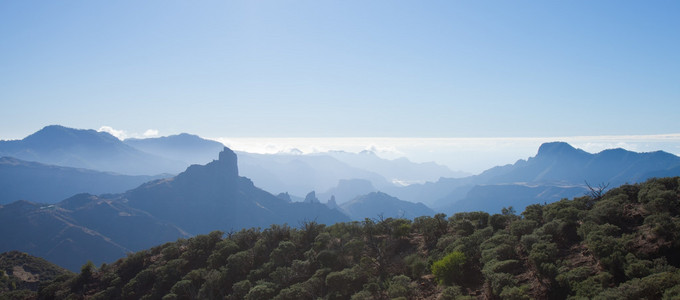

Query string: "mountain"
[[236, 151, 392, 197], [472, 142, 680, 186], [0, 195, 189, 271], [235, 150, 466, 199], [0, 251, 71, 296], [317, 178, 377, 204], [340, 192, 434, 220], [446, 183, 587, 213], [36, 177, 680, 299], [0, 147, 349, 271], [323, 150, 469, 184], [123, 147, 350, 235], [0, 125, 186, 175], [124, 133, 225, 166], [388, 142, 680, 213], [0, 157, 167, 204]]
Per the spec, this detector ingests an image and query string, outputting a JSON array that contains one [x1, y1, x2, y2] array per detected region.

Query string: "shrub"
[[432, 251, 467, 285]]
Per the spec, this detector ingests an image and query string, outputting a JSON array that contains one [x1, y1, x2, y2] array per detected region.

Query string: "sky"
[[1, 1, 679, 172]]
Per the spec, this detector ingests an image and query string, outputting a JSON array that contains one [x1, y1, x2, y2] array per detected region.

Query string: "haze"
[[1, 1, 679, 173]]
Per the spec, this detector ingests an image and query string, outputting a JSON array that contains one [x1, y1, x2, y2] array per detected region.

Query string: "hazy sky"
[[1, 1, 679, 171]]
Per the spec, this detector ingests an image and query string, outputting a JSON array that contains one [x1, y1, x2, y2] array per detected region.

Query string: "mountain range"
[[0, 125, 186, 175], [386, 141, 680, 213], [122, 147, 349, 235], [1, 125, 460, 202], [0, 195, 189, 271], [3, 125, 680, 272], [0, 147, 349, 271], [0, 157, 166, 204]]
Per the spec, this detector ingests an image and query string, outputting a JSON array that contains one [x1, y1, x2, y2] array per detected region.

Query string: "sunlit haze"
[[2, 1, 679, 173]]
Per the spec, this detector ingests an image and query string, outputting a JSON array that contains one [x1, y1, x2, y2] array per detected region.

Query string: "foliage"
[[28, 177, 680, 299], [432, 251, 467, 285]]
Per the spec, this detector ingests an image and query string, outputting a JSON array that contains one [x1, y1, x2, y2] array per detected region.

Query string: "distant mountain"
[[235, 150, 466, 199], [0, 251, 71, 294], [388, 142, 680, 213], [0, 125, 187, 175], [472, 142, 680, 186], [340, 192, 434, 221], [323, 150, 469, 183], [236, 151, 391, 197], [123, 147, 350, 235], [445, 184, 587, 213], [0, 157, 167, 204], [317, 178, 377, 204], [0, 195, 189, 271], [124, 133, 225, 165]]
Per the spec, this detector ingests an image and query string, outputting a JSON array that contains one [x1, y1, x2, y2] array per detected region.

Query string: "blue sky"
[[1, 1, 679, 170]]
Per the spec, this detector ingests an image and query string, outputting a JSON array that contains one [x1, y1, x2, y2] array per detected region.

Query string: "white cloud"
[[143, 129, 159, 137], [98, 126, 163, 140], [98, 126, 128, 140]]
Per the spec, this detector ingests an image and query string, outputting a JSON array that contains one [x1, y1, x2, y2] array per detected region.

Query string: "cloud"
[[143, 129, 159, 137], [364, 144, 405, 158], [98, 126, 161, 140], [98, 126, 128, 140], [211, 134, 680, 174]]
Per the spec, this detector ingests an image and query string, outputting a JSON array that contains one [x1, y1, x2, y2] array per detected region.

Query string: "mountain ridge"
[[0, 125, 187, 175]]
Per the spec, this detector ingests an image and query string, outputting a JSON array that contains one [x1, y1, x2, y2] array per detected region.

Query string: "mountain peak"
[[175, 147, 239, 186], [535, 142, 584, 158], [218, 147, 237, 164], [23, 125, 119, 147]]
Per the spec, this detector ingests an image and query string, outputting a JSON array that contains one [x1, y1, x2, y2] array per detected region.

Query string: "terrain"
[[0, 251, 72, 299], [30, 177, 680, 299], [0, 147, 348, 271], [0, 157, 166, 204]]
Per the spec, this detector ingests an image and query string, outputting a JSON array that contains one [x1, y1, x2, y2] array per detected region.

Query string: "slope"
[[0, 157, 166, 204], [0, 195, 189, 271], [124, 147, 350, 235]]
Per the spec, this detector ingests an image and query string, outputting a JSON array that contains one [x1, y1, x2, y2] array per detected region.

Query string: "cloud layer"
[[213, 134, 680, 174]]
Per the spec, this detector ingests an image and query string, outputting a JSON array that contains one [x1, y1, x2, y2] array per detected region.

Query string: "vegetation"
[[0, 251, 72, 300], [24, 177, 680, 299]]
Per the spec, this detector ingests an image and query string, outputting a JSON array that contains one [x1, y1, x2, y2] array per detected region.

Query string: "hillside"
[[340, 192, 435, 220], [123, 147, 349, 235], [0, 157, 166, 204], [35, 177, 680, 299], [0, 147, 349, 272], [0, 251, 71, 299], [0, 195, 190, 271]]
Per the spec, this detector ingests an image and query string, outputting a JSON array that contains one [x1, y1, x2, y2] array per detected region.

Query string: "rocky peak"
[[535, 142, 587, 159], [175, 147, 239, 186]]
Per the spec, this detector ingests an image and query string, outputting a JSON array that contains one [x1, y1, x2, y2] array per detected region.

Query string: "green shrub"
[[432, 251, 467, 285]]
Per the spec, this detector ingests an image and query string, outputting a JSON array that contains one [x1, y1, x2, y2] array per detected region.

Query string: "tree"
[[432, 251, 467, 285]]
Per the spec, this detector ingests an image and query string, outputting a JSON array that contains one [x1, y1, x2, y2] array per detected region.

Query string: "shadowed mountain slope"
[[0, 195, 189, 271], [340, 192, 434, 221], [0, 157, 166, 204], [124, 147, 350, 235]]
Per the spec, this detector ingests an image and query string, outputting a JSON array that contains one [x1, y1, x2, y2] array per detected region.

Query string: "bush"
[[432, 251, 467, 285]]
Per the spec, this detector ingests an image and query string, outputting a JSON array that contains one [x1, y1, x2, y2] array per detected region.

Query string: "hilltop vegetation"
[[0, 251, 71, 300], [30, 177, 680, 299]]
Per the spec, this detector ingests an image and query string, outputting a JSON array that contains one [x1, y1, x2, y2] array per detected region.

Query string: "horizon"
[[7, 124, 680, 175]]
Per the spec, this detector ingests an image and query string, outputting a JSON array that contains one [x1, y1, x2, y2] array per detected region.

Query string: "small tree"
[[432, 251, 467, 285]]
